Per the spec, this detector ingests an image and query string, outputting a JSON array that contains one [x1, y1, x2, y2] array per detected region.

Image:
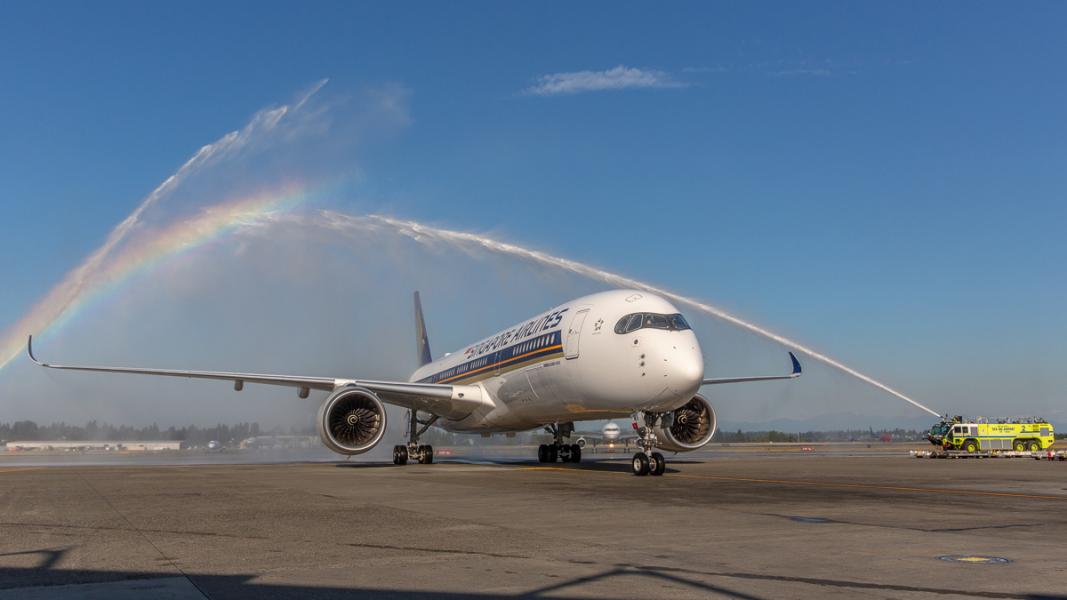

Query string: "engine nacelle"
[[316, 387, 387, 455], [654, 394, 717, 453]]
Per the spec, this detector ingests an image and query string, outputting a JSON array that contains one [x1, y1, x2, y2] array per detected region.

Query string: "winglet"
[[27, 335, 44, 366], [789, 352, 802, 377], [701, 351, 804, 386]]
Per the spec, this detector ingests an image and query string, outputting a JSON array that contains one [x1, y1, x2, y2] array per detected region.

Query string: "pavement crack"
[[763, 513, 1041, 535], [929, 523, 1037, 533], [344, 542, 529, 560]]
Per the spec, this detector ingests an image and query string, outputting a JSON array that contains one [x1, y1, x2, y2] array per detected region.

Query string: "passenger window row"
[[425, 333, 558, 383]]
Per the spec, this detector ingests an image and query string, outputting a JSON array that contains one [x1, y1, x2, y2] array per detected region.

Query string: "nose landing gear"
[[631, 412, 667, 476], [537, 422, 582, 464]]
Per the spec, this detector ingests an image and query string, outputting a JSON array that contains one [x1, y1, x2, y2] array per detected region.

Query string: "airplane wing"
[[26, 336, 489, 420], [701, 352, 802, 385]]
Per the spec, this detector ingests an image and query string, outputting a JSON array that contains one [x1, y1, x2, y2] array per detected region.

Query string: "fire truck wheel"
[[964, 440, 978, 453], [1013, 440, 1026, 452], [1029, 440, 1040, 452]]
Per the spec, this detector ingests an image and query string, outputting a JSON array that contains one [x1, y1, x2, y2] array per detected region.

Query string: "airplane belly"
[[494, 371, 539, 410], [486, 365, 571, 428], [438, 361, 588, 431], [524, 360, 574, 413], [436, 376, 533, 431]]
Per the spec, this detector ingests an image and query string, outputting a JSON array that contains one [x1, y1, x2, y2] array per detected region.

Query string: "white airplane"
[[27, 289, 800, 476], [575, 422, 635, 452]]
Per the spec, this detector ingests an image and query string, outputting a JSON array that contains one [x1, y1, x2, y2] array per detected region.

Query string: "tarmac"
[[1, 446, 1065, 599]]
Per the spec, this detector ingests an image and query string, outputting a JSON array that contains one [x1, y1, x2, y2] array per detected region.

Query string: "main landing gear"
[[393, 411, 438, 465], [537, 422, 582, 464], [631, 412, 667, 476]]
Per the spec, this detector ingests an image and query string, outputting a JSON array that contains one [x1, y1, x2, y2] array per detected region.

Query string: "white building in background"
[[3, 441, 183, 452]]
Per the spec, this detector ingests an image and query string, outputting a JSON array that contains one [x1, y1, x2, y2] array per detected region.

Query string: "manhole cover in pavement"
[[938, 555, 1011, 565]]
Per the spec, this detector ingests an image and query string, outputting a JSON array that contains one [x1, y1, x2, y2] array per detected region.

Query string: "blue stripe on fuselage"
[[418, 331, 563, 385]]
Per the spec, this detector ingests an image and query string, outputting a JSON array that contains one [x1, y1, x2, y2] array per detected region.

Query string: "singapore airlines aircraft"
[[28, 289, 800, 476]]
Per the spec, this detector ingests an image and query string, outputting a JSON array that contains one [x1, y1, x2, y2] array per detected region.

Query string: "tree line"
[[716, 427, 928, 443], [0, 420, 312, 445]]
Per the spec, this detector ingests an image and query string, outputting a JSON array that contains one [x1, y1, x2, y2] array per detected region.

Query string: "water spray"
[[0, 81, 330, 371], [319, 212, 942, 418]]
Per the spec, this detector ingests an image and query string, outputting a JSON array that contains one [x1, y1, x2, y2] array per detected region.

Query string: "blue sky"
[[1, 2, 1065, 424]]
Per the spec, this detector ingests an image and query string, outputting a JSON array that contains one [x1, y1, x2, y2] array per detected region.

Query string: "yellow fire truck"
[[928, 417, 1054, 453]]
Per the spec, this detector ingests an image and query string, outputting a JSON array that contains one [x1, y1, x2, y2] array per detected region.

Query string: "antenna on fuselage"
[[414, 291, 433, 367]]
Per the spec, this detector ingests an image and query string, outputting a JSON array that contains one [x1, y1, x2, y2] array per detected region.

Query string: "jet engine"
[[654, 394, 717, 452], [316, 387, 387, 455]]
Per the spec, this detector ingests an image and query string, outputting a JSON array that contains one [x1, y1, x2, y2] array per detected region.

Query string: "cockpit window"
[[614, 312, 692, 334], [669, 314, 690, 330], [646, 314, 670, 329]]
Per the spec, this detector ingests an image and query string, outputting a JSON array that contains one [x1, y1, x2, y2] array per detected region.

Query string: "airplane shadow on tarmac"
[[2, 546, 1067, 597], [0, 547, 762, 600], [2, 547, 1065, 600]]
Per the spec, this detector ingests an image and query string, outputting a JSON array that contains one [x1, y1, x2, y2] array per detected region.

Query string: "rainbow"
[[0, 180, 321, 371]]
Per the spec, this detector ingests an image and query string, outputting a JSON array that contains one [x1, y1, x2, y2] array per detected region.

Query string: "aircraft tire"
[[537, 444, 547, 463], [650, 452, 666, 476], [632, 453, 650, 476], [424, 445, 434, 464], [547, 444, 558, 463], [570, 444, 582, 463], [393, 445, 408, 465]]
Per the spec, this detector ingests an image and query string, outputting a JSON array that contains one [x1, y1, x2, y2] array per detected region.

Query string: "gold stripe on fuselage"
[[436, 344, 564, 385]]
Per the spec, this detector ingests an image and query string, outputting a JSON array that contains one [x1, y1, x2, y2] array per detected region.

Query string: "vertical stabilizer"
[[414, 291, 433, 367]]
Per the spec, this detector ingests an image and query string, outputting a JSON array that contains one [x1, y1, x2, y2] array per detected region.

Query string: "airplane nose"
[[667, 346, 703, 395]]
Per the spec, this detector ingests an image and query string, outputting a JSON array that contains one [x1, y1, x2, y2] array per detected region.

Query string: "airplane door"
[[565, 309, 590, 359]]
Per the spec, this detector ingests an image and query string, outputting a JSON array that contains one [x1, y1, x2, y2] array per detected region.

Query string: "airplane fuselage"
[[409, 290, 704, 432], [601, 422, 622, 441]]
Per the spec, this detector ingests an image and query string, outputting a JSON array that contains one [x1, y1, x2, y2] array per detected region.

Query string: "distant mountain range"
[[722, 408, 1066, 433], [719, 413, 938, 433]]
